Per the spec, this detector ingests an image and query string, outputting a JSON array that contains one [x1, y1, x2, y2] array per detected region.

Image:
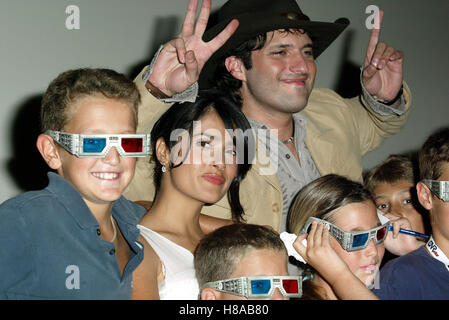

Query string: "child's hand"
[[383, 213, 425, 256], [292, 221, 349, 286], [293, 222, 379, 300]]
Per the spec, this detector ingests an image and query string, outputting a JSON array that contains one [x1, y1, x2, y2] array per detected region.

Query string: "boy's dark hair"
[[150, 88, 254, 223], [40, 68, 141, 132], [213, 29, 309, 106], [194, 224, 287, 288], [364, 154, 420, 193], [419, 127, 449, 180]]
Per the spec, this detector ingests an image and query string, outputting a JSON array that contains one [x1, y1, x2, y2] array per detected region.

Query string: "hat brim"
[[200, 13, 349, 88]]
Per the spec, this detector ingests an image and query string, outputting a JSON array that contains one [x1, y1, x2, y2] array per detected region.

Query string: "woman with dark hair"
[[132, 89, 253, 299]]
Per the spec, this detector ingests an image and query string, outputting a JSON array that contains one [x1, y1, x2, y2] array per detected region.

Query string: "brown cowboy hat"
[[200, 0, 349, 87]]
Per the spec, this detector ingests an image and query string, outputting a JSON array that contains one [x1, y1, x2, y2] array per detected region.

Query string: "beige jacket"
[[124, 67, 412, 232]]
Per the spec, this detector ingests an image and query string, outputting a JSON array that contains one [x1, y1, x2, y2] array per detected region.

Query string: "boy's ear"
[[200, 288, 218, 300], [416, 181, 433, 211], [36, 133, 62, 170], [155, 137, 171, 168], [225, 56, 247, 82]]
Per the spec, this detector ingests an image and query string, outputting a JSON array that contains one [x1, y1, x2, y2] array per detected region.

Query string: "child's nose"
[[364, 239, 379, 257], [270, 288, 288, 300], [103, 147, 121, 164]]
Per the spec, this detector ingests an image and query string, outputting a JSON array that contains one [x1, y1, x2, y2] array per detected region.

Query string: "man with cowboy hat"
[[125, 0, 411, 233]]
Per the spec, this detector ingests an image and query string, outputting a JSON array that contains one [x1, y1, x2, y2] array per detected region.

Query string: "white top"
[[137, 225, 199, 300]]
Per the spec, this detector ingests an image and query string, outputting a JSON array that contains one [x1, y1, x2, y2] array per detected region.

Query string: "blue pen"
[[388, 226, 429, 239]]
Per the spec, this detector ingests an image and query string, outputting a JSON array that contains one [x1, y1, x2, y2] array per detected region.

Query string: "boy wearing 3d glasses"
[[0, 68, 148, 299], [195, 223, 304, 300], [372, 128, 449, 299]]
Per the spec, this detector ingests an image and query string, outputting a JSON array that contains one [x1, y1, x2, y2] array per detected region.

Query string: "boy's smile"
[[55, 94, 137, 207], [91, 172, 121, 180]]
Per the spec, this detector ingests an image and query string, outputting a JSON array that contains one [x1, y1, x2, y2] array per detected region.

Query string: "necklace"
[[110, 215, 117, 243], [281, 119, 295, 144]]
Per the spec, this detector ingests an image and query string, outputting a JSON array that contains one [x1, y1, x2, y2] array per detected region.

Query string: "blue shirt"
[[0, 172, 146, 299], [372, 246, 449, 299]]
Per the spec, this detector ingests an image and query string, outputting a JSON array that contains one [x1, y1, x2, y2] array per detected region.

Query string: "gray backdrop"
[[1, 0, 448, 202]]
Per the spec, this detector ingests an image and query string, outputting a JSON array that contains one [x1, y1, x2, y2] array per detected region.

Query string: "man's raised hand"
[[362, 10, 404, 103], [149, 0, 239, 96]]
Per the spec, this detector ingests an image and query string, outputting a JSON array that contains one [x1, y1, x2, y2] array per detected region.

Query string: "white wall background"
[[1, 0, 448, 202]]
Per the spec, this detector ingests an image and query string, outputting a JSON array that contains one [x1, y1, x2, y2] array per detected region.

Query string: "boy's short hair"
[[40, 68, 140, 132], [419, 127, 449, 180], [194, 224, 286, 288], [364, 154, 419, 193]]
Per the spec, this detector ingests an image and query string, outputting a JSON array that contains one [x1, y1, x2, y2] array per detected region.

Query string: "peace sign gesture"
[[148, 0, 239, 97], [362, 10, 404, 103]]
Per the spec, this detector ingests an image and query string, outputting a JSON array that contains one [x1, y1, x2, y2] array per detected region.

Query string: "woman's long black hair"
[[150, 88, 254, 223]]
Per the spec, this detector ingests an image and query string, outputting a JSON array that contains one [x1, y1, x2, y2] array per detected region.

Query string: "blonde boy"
[[0, 69, 147, 299]]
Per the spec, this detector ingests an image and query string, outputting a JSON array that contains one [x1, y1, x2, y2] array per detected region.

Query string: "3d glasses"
[[46, 130, 150, 158], [300, 217, 390, 252], [422, 179, 449, 202], [202, 276, 302, 299]]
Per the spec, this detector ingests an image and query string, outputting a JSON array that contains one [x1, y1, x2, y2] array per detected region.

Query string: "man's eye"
[[272, 50, 286, 56], [303, 49, 315, 59], [304, 49, 313, 56]]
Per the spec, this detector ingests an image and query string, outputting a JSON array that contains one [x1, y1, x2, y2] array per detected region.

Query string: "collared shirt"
[[247, 114, 321, 232], [0, 172, 146, 300], [245, 74, 406, 232]]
